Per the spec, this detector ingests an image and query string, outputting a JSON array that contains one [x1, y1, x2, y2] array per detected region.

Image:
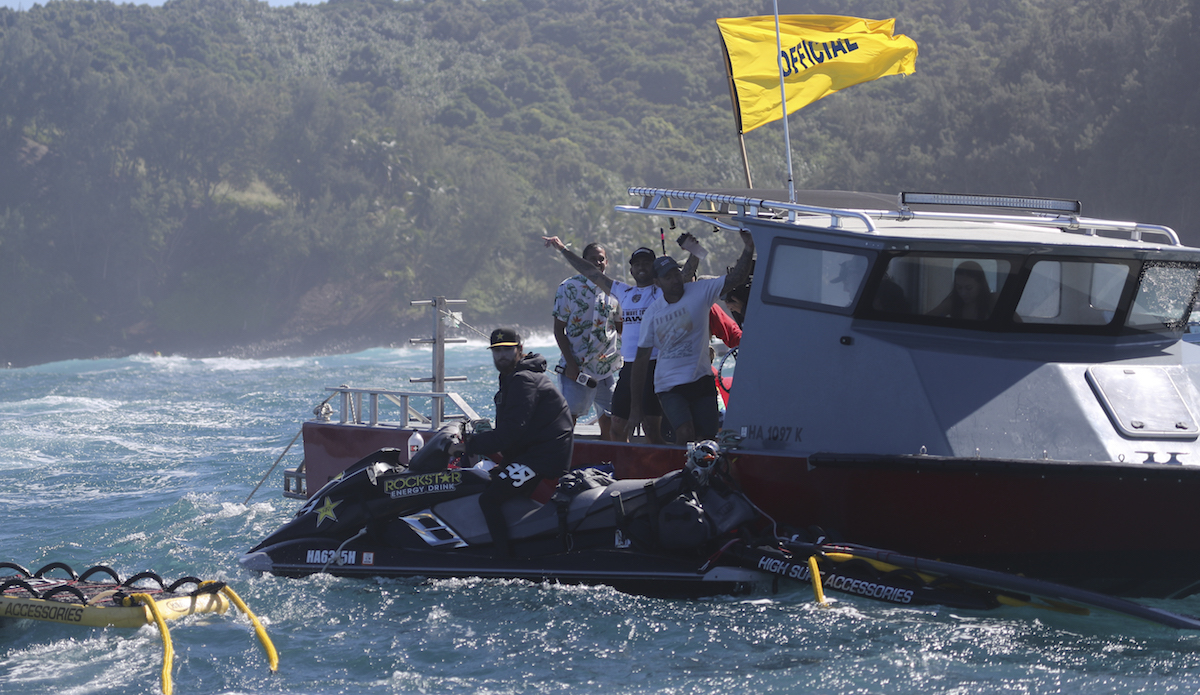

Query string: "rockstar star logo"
[[314, 496, 341, 526]]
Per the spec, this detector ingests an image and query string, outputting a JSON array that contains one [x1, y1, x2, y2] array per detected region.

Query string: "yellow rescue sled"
[[1, 562, 277, 694]]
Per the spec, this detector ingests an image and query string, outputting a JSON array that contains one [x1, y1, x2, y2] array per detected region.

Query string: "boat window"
[[863, 253, 1200, 336], [763, 242, 871, 311], [874, 255, 1011, 321], [1127, 263, 1200, 331], [1015, 261, 1129, 326]]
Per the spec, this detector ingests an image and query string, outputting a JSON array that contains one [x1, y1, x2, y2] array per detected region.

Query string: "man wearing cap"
[[543, 236, 665, 443], [448, 327, 573, 557], [545, 240, 622, 438], [627, 230, 755, 443]]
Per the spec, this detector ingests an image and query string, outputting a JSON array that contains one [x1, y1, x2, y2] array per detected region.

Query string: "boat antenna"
[[772, 0, 797, 205]]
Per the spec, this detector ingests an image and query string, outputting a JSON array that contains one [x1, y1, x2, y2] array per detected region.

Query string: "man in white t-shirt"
[[627, 230, 755, 443], [543, 237, 664, 442]]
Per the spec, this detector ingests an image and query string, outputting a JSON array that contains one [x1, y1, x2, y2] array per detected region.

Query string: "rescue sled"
[[0, 562, 277, 694]]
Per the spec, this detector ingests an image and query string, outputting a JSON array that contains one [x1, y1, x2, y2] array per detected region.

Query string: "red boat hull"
[[300, 422, 1200, 597]]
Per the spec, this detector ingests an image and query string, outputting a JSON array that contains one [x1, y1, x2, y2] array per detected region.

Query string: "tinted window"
[[1015, 261, 1130, 326], [876, 256, 1011, 321], [764, 243, 871, 311]]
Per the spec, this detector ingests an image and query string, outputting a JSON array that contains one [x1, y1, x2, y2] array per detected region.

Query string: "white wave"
[[0, 395, 123, 416], [430, 330, 558, 351], [196, 355, 319, 371], [17, 356, 142, 376], [0, 450, 58, 466]]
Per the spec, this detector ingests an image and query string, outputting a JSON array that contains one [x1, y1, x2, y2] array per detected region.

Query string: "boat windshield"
[[853, 253, 1200, 336], [1128, 263, 1200, 332]]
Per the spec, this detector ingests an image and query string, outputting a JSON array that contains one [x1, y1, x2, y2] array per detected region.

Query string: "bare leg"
[[611, 415, 631, 442], [643, 416, 665, 445], [598, 413, 613, 440], [613, 415, 665, 444], [672, 421, 696, 446]]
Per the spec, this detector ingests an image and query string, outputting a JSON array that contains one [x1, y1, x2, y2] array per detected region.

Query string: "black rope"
[[163, 576, 203, 593], [40, 585, 88, 602], [79, 565, 122, 583], [0, 578, 41, 598], [122, 571, 167, 590], [190, 581, 226, 596], [33, 562, 78, 580], [3, 562, 225, 605], [0, 562, 31, 578]]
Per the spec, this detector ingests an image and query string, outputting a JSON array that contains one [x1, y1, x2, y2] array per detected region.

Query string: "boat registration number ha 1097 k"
[[740, 424, 804, 443]]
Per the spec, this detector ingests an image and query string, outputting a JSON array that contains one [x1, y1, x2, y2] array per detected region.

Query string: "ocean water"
[[2, 339, 1200, 694]]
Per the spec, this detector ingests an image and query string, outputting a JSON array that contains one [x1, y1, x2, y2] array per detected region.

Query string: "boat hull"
[[299, 422, 1200, 598]]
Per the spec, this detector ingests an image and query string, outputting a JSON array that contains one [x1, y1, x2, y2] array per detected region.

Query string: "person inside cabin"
[[447, 328, 573, 558], [927, 261, 995, 320], [627, 230, 755, 444], [542, 236, 665, 443], [872, 273, 910, 313], [833, 255, 908, 314], [546, 241, 622, 439]]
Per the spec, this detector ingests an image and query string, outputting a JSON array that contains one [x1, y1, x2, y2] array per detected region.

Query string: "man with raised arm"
[[543, 236, 665, 443], [545, 240, 621, 439], [626, 230, 755, 444]]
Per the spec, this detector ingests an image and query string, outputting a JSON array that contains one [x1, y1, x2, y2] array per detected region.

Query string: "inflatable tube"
[[786, 540, 1200, 630], [2, 562, 276, 695], [0, 589, 230, 628], [0, 564, 230, 629]]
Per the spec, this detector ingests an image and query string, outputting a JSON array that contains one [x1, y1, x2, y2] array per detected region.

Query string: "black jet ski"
[[241, 425, 1200, 628], [241, 426, 767, 598]]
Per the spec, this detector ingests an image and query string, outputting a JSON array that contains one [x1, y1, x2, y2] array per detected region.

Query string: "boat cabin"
[[619, 189, 1200, 465]]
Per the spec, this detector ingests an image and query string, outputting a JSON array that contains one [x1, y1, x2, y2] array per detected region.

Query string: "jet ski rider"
[[448, 328, 574, 557]]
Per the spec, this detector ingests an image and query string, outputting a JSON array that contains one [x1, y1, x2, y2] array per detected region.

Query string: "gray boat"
[[292, 188, 1200, 598]]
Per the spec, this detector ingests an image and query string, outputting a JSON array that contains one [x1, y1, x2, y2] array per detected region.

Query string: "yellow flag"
[[717, 15, 918, 133]]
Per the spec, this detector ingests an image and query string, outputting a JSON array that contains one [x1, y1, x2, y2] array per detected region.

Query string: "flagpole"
[[772, 0, 796, 205], [719, 36, 754, 188]]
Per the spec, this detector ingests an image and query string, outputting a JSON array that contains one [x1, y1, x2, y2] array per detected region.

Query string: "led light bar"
[[900, 192, 1082, 214]]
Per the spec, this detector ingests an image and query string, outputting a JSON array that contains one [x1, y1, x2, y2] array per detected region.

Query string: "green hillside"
[[0, 0, 1195, 365]]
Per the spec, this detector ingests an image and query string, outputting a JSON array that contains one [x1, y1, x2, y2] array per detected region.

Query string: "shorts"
[[657, 375, 720, 441], [610, 361, 662, 420], [559, 372, 615, 419]]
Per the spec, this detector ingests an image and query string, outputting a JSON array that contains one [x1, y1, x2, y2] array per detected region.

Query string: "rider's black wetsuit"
[[465, 352, 573, 555]]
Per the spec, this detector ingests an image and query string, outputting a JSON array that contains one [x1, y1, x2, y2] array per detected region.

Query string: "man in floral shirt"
[[551, 241, 622, 439]]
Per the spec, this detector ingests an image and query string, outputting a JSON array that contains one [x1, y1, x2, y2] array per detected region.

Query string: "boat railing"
[[617, 187, 1181, 246], [277, 296, 479, 501], [317, 386, 481, 429], [280, 387, 482, 499], [313, 296, 481, 428]]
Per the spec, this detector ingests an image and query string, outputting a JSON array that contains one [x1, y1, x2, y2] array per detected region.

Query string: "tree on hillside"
[[0, 0, 1197, 366]]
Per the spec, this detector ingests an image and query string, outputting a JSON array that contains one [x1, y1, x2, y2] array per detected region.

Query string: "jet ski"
[[241, 425, 1200, 628], [241, 425, 768, 597]]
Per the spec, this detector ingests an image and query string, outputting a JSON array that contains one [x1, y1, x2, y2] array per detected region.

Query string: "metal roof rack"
[[619, 187, 881, 233], [615, 187, 1181, 246]]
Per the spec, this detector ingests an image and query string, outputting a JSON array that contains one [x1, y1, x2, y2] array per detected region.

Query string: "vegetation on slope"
[[0, 0, 1195, 365]]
